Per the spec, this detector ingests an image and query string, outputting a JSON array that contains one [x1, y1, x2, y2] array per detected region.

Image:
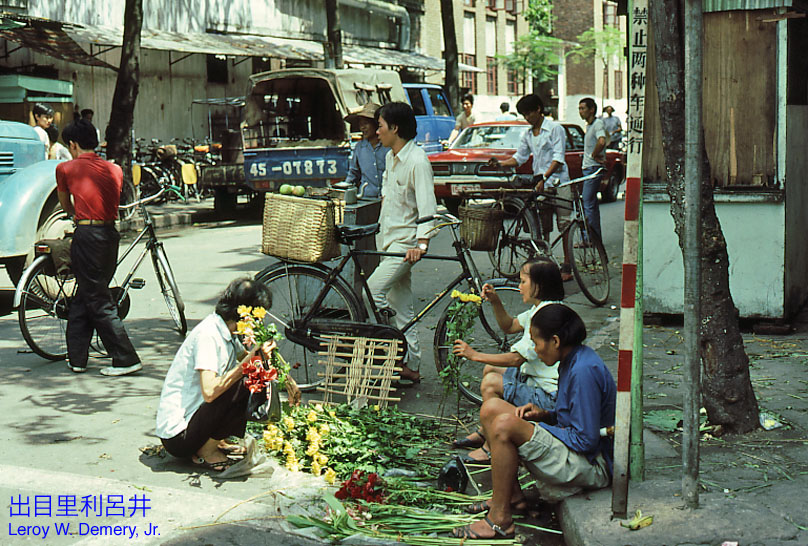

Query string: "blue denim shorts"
[[502, 367, 557, 410]]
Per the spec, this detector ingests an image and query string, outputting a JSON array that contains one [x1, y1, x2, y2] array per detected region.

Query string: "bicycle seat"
[[336, 223, 379, 244]]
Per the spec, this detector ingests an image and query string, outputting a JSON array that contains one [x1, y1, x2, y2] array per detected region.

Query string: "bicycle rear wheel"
[[151, 244, 188, 334], [434, 280, 524, 405], [488, 196, 542, 279], [565, 220, 610, 306], [255, 263, 365, 391], [18, 256, 75, 360]]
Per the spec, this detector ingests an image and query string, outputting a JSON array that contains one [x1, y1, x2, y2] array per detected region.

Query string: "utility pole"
[[325, 0, 343, 69], [682, 0, 703, 509]]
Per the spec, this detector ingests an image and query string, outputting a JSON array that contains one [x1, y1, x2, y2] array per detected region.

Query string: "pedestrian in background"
[[488, 94, 574, 282], [45, 125, 71, 160], [368, 102, 438, 384], [344, 103, 389, 199], [81, 108, 103, 146], [578, 97, 607, 240], [57, 119, 142, 376], [32, 103, 54, 156], [448, 93, 475, 144], [602, 105, 622, 149], [495, 102, 516, 121]]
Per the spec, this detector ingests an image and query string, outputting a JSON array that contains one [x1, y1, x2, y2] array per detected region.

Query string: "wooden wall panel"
[[703, 11, 776, 186], [643, 10, 777, 186]]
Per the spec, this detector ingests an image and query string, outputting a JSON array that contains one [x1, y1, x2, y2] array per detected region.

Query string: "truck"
[[197, 70, 455, 213], [0, 121, 70, 285]]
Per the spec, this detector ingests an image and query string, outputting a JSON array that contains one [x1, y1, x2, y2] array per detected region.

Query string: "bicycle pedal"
[[130, 278, 146, 289]]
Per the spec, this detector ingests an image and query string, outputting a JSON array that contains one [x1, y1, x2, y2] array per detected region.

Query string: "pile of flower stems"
[[288, 493, 522, 546]]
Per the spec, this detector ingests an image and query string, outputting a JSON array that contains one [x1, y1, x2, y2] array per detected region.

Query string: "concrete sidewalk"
[[557, 317, 808, 546]]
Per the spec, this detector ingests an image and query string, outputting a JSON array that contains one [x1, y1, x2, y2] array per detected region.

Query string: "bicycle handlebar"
[[416, 212, 459, 225], [119, 187, 165, 210]]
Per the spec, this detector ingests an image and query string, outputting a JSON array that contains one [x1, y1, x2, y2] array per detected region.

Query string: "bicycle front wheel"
[[151, 244, 188, 334], [255, 264, 365, 391], [434, 280, 524, 405], [18, 256, 76, 360], [489, 196, 541, 279], [565, 220, 610, 306]]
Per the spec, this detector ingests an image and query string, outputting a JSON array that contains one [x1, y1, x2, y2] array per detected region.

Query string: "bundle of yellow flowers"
[[450, 289, 482, 304], [264, 404, 337, 482]]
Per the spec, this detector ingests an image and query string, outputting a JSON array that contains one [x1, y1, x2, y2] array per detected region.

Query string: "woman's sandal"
[[452, 430, 485, 449], [452, 516, 515, 539], [192, 456, 238, 473], [218, 444, 247, 457], [460, 446, 491, 466], [464, 498, 532, 516]]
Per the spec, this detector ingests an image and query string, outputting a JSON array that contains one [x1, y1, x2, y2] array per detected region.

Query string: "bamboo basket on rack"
[[262, 193, 341, 262], [458, 204, 504, 251]]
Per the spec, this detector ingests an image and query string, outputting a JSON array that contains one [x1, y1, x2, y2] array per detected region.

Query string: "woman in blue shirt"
[[452, 304, 616, 540]]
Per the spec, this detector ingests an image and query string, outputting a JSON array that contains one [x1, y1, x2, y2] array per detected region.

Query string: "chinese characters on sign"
[[627, 5, 648, 160]]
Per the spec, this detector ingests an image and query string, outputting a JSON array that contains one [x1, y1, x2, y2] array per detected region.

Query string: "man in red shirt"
[[57, 120, 141, 376]]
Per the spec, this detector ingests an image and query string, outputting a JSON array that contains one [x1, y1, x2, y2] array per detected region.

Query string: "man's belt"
[[76, 219, 115, 226]]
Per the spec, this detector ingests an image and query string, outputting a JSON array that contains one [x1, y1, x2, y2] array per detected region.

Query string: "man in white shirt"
[[368, 102, 438, 383], [601, 105, 622, 149], [578, 98, 608, 240], [32, 103, 54, 159], [488, 94, 574, 282], [495, 102, 517, 121]]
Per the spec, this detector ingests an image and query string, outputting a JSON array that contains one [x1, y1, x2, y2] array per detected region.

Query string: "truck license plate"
[[451, 184, 481, 195]]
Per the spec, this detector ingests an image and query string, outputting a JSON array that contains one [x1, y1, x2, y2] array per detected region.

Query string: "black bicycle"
[[482, 169, 611, 306], [255, 213, 525, 404], [14, 189, 187, 361]]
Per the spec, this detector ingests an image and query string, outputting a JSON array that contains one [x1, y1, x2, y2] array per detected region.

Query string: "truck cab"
[[0, 120, 68, 284], [402, 83, 455, 154], [241, 68, 407, 192]]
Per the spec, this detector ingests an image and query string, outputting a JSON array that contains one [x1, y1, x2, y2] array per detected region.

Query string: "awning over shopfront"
[[0, 15, 116, 69], [0, 15, 482, 74]]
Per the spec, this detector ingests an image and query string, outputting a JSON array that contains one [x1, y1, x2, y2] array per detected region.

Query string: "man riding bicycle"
[[487, 94, 574, 282]]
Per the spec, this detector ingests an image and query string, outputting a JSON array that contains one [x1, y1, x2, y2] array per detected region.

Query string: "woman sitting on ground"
[[155, 277, 274, 472], [452, 304, 616, 540], [451, 258, 564, 464]]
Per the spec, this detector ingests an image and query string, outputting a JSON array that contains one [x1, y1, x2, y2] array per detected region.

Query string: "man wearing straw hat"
[[344, 103, 389, 199]]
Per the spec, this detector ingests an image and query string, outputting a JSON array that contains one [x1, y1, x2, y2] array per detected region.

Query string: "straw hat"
[[345, 102, 381, 129]]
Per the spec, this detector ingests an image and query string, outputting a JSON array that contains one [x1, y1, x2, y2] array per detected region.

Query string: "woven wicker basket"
[[262, 193, 341, 262], [459, 205, 504, 251]]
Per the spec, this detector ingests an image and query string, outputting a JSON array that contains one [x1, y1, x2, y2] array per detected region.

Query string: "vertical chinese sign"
[[612, 0, 648, 518]]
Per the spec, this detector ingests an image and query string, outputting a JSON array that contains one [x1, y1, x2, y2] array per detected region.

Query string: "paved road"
[[0, 197, 626, 544]]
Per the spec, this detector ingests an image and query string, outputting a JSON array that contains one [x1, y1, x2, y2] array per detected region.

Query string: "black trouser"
[[160, 380, 250, 458], [66, 225, 140, 369]]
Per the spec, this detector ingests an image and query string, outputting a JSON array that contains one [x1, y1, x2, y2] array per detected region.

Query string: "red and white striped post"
[[612, 0, 648, 518]]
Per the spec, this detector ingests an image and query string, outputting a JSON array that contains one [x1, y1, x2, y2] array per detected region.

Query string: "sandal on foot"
[[219, 444, 246, 456], [452, 430, 485, 449], [452, 516, 515, 539], [460, 446, 491, 466], [465, 498, 531, 516], [192, 456, 237, 473]]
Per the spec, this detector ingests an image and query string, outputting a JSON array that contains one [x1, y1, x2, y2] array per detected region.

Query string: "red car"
[[429, 120, 626, 213]]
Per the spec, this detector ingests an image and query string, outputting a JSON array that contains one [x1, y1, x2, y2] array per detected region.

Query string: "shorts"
[[502, 367, 557, 410], [517, 424, 611, 503]]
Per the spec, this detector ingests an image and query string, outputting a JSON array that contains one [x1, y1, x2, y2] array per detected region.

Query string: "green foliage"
[[440, 299, 481, 394], [264, 403, 447, 480], [523, 0, 554, 36], [568, 26, 625, 66], [496, 32, 564, 86]]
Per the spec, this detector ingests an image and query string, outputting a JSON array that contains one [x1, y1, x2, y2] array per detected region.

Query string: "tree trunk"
[[650, 0, 758, 433], [325, 0, 343, 69], [440, 0, 459, 110], [105, 0, 142, 208]]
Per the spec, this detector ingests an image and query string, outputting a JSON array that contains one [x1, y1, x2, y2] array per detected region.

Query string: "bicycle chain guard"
[[286, 319, 409, 361]]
